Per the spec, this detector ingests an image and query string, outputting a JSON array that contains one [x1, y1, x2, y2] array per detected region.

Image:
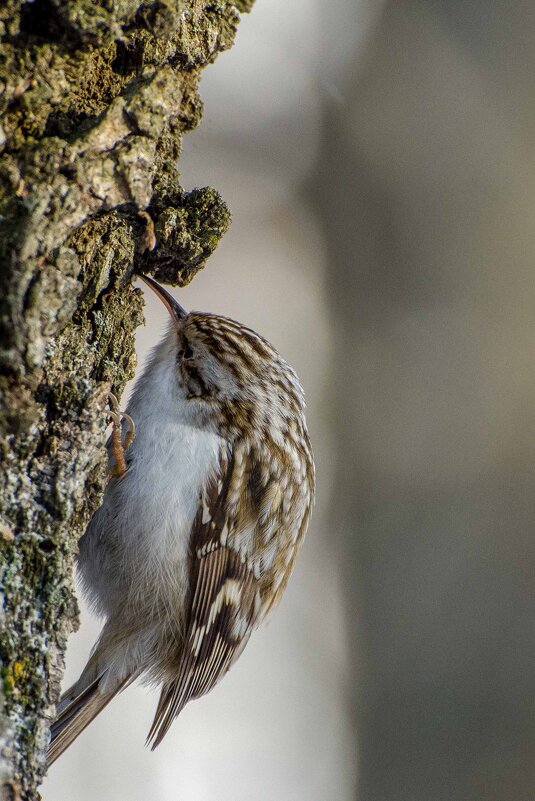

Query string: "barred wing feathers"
[[147, 447, 261, 748]]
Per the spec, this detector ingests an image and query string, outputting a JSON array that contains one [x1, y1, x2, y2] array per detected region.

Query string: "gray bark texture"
[[0, 2, 252, 797]]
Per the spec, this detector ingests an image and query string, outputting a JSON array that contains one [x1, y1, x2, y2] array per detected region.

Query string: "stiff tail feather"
[[47, 673, 128, 765]]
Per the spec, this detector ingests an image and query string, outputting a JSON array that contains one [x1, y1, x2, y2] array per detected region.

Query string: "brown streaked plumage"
[[48, 274, 314, 763]]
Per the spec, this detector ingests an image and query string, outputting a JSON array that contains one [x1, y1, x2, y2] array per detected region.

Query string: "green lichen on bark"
[[136, 186, 232, 284], [0, 1, 253, 797]]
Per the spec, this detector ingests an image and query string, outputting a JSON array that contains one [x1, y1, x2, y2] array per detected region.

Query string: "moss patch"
[[136, 186, 232, 285]]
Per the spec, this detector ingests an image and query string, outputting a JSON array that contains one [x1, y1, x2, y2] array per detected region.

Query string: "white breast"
[[79, 326, 224, 626]]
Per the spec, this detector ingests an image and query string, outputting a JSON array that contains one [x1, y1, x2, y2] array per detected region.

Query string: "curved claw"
[[121, 413, 136, 450], [107, 392, 121, 415], [108, 410, 122, 428]]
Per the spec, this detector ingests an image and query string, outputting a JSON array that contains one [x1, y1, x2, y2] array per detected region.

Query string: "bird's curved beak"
[[138, 274, 187, 321]]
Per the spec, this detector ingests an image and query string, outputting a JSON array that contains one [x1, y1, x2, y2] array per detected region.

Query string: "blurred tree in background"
[[315, 2, 535, 799]]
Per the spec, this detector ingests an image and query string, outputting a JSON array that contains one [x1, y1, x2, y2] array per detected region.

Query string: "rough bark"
[[0, 2, 252, 797]]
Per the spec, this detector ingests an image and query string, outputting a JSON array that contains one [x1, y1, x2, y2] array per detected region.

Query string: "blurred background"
[[43, 1, 535, 799]]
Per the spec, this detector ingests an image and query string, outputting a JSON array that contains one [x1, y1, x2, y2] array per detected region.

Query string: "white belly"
[[78, 328, 224, 627]]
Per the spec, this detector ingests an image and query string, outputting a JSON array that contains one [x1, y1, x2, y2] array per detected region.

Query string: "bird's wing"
[[147, 445, 263, 748]]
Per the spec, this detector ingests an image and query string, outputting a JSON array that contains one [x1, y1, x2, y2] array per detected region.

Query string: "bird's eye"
[[183, 342, 193, 361]]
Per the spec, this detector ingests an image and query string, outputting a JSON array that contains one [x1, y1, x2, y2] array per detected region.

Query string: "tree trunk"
[[0, 2, 251, 797]]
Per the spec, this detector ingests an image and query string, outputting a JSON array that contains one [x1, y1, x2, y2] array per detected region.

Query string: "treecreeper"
[[48, 274, 315, 762]]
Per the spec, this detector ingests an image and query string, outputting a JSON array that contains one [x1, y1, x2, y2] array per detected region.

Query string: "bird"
[[47, 274, 315, 763]]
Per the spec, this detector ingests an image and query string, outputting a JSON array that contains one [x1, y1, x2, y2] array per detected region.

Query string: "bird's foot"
[[107, 392, 136, 478]]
